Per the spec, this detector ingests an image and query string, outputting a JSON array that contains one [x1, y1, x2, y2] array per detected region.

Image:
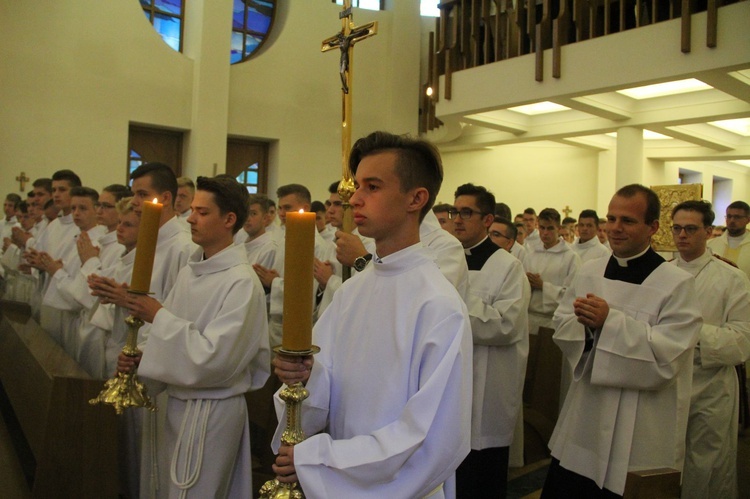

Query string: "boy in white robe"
[[271, 131, 473, 499], [541, 184, 702, 497], [669, 200, 750, 499], [119, 176, 270, 498], [240, 193, 277, 268], [574, 209, 611, 263]]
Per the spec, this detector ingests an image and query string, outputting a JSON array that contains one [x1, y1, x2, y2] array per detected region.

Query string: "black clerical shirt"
[[464, 236, 500, 271], [603, 247, 665, 285]]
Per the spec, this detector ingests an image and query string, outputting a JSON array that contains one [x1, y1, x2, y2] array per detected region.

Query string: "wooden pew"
[[0, 299, 118, 498], [623, 468, 681, 498]]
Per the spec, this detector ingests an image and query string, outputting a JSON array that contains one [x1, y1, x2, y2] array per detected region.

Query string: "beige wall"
[[0, 1, 421, 201]]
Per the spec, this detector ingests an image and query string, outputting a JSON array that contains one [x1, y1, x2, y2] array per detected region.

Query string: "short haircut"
[[310, 200, 326, 214], [117, 197, 134, 216], [614, 184, 660, 224], [349, 131, 443, 222], [17, 201, 29, 214], [432, 203, 452, 214], [579, 209, 599, 225], [44, 199, 55, 210], [523, 207, 537, 216], [70, 186, 99, 203], [454, 183, 496, 216], [727, 200, 750, 215], [130, 163, 178, 205], [672, 200, 715, 226], [276, 184, 311, 204], [493, 216, 517, 240], [247, 194, 272, 213], [328, 181, 340, 194], [177, 177, 196, 192], [103, 184, 133, 202], [32, 178, 53, 193], [52, 169, 82, 188], [495, 202, 511, 220], [196, 176, 249, 234], [6, 193, 22, 208], [562, 217, 576, 225], [538, 207, 561, 225]]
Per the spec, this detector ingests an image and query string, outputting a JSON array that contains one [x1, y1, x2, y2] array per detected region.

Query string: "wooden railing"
[[421, 0, 739, 133]]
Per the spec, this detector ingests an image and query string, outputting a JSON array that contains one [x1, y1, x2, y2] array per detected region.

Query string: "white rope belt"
[[170, 399, 214, 498]]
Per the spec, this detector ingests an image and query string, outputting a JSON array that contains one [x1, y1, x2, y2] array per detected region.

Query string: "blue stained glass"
[[232, 0, 246, 30], [249, 163, 258, 170], [143, 10, 152, 22], [246, 186, 258, 194], [247, 171, 258, 184], [140, 0, 151, 8], [247, 8, 271, 34], [154, 13, 181, 51], [155, 0, 182, 16], [236, 171, 246, 183], [131, 150, 142, 158], [244, 35, 261, 57], [230, 32, 245, 64]]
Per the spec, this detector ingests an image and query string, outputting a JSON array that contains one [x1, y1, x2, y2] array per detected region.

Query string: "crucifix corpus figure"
[[16, 171, 30, 192], [322, 1, 377, 94]]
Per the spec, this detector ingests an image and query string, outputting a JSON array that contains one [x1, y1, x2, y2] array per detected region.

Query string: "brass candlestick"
[[259, 346, 320, 499], [89, 292, 156, 414]]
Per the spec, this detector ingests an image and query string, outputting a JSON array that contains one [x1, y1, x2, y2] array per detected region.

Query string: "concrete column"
[[182, 0, 233, 179], [615, 127, 644, 187]]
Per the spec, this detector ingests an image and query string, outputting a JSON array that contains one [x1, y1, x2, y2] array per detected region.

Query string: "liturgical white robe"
[[573, 237, 610, 263], [671, 251, 750, 499], [549, 251, 701, 495], [138, 243, 270, 498], [465, 247, 530, 449], [273, 244, 473, 499]]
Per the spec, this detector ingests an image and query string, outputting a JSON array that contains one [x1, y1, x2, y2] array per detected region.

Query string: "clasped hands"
[[573, 293, 609, 329]]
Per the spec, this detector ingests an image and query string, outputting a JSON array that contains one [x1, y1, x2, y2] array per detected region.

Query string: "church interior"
[[1, 0, 750, 497]]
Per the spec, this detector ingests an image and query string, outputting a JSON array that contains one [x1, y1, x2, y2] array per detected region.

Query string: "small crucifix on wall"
[[561, 205, 573, 218], [16, 171, 30, 192]]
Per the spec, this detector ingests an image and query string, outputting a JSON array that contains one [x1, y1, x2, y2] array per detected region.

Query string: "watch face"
[[354, 258, 365, 272]]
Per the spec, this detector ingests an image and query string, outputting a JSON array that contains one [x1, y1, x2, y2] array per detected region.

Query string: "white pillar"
[[615, 127, 644, 187]]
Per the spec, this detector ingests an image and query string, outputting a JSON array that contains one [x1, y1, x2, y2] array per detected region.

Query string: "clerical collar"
[[464, 236, 489, 255], [674, 250, 712, 277], [612, 245, 651, 267], [604, 246, 665, 285]]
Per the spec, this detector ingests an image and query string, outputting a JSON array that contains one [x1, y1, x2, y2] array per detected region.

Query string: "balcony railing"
[[421, 0, 740, 133]]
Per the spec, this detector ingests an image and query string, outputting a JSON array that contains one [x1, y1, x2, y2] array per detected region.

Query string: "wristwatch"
[[353, 253, 372, 272]]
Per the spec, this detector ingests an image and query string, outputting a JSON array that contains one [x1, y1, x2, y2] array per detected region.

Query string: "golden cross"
[[562, 205, 573, 218], [16, 171, 30, 192], [322, 0, 377, 281]]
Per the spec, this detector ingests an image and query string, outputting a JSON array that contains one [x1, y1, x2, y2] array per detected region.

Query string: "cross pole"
[[16, 171, 30, 192], [322, 0, 377, 281]]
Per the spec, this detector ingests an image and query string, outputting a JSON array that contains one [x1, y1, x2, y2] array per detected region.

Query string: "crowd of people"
[[1, 130, 748, 498]]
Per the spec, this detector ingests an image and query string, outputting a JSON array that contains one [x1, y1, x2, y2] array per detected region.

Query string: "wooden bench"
[[0, 299, 118, 498]]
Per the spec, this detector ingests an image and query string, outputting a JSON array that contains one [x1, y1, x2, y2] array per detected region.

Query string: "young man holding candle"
[[271, 131, 473, 498], [118, 176, 271, 498]]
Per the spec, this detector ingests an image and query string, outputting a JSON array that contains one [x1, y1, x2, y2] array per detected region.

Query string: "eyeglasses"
[[670, 224, 704, 235], [489, 230, 511, 240], [448, 208, 484, 220]]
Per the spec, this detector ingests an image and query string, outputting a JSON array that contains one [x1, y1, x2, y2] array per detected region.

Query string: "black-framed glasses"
[[489, 230, 511, 240], [671, 224, 704, 235], [448, 208, 484, 220]]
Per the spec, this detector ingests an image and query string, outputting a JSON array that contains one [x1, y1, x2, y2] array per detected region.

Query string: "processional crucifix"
[[321, 0, 377, 281]]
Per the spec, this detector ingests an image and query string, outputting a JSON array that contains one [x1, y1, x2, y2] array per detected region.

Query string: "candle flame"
[[298, 209, 304, 213], [152, 198, 158, 203]]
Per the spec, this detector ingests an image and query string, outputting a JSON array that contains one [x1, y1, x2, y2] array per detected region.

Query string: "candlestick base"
[[89, 314, 156, 414], [260, 347, 319, 499]]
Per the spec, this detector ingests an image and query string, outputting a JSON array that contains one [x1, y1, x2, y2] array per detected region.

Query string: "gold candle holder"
[[89, 292, 156, 415], [259, 346, 320, 499]]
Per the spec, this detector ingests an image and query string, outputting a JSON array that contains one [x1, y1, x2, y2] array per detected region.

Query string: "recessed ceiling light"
[[507, 102, 570, 115], [605, 130, 672, 140], [731, 160, 750, 167], [616, 79, 712, 99], [708, 118, 750, 137]]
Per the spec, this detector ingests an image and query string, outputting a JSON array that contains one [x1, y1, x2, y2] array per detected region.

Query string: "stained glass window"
[[236, 163, 260, 194], [141, 0, 185, 52], [231, 0, 276, 64], [129, 150, 144, 181]]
